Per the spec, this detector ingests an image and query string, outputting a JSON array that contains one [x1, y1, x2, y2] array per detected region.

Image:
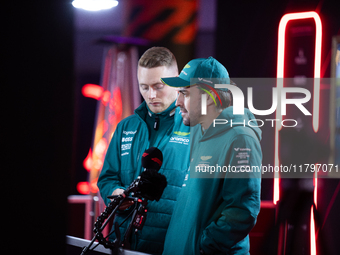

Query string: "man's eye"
[[155, 84, 164, 90], [141, 86, 148, 91]]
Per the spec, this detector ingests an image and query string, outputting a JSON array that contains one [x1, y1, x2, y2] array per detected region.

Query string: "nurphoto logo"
[[199, 82, 312, 128]]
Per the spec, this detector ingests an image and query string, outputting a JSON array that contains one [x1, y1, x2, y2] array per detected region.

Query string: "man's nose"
[[175, 93, 183, 107], [149, 87, 157, 99]]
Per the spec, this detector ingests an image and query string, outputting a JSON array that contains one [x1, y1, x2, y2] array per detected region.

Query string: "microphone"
[[100, 148, 166, 250], [115, 147, 167, 201], [141, 146, 163, 170]]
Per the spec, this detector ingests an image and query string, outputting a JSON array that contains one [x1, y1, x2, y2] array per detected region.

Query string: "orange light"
[[92, 137, 108, 171], [82, 84, 104, 100]]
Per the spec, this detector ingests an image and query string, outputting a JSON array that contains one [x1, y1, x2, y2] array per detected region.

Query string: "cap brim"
[[161, 77, 190, 88]]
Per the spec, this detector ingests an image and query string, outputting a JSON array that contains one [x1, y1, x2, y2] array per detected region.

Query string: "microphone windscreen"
[[141, 147, 163, 171], [139, 170, 167, 201]]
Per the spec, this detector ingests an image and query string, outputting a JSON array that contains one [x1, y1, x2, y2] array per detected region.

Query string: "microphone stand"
[[121, 195, 148, 250], [80, 164, 166, 254], [80, 195, 127, 255]]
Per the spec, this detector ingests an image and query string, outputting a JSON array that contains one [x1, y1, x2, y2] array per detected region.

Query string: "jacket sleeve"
[[200, 134, 262, 254], [97, 125, 125, 206]]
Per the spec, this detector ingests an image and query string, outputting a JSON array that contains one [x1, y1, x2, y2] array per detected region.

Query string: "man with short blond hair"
[[98, 47, 191, 254]]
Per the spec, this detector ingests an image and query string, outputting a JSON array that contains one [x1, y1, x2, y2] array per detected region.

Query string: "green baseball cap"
[[161, 56, 230, 91]]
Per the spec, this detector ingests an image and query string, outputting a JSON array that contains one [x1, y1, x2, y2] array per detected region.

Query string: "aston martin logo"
[[174, 131, 190, 136], [200, 156, 212, 161]]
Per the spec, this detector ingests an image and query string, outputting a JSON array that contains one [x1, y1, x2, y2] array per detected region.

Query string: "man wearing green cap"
[[161, 57, 262, 255]]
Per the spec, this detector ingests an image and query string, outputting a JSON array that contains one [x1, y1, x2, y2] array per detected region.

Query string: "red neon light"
[[310, 206, 316, 255], [83, 148, 92, 172], [274, 11, 322, 205], [276, 11, 322, 131], [80, 84, 124, 194], [76, 180, 99, 195], [82, 84, 104, 100], [90, 178, 99, 193], [273, 177, 280, 205], [102, 91, 111, 105], [314, 171, 318, 208], [77, 181, 90, 195]]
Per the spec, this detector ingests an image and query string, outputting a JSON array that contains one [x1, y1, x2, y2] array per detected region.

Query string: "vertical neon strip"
[[274, 11, 322, 205], [273, 176, 280, 205], [310, 206, 317, 255], [314, 170, 318, 208], [312, 13, 322, 132], [312, 168, 318, 254]]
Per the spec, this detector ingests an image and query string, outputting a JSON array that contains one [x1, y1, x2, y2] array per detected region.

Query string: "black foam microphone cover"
[[138, 169, 167, 201], [141, 147, 163, 171]]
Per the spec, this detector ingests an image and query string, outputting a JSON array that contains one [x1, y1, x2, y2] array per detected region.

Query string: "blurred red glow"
[[83, 148, 92, 172], [82, 84, 103, 100], [77, 181, 90, 195], [80, 84, 123, 195], [90, 178, 99, 194], [102, 91, 111, 105]]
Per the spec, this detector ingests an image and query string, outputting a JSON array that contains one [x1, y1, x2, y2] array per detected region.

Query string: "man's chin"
[[148, 104, 164, 113], [182, 116, 191, 126], [183, 117, 200, 127]]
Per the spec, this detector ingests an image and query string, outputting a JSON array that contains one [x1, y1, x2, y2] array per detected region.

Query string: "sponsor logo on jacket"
[[123, 130, 137, 135], [169, 131, 190, 145], [173, 131, 190, 136], [169, 136, 189, 145], [122, 137, 133, 142], [121, 143, 131, 151], [121, 130, 137, 155]]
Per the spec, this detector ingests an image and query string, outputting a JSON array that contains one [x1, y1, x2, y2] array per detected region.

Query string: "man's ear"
[[206, 91, 217, 107]]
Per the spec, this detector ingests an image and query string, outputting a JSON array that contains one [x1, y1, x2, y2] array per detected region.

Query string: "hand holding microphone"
[[109, 147, 167, 209], [110, 188, 134, 210], [90, 147, 167, 252]]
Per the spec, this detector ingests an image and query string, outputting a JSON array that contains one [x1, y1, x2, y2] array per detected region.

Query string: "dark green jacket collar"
[[134, 100, 177, 121]]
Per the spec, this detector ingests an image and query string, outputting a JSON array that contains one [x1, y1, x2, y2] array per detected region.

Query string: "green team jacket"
[[162, 107, 262, 255], [97, 101, 190, 254]]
